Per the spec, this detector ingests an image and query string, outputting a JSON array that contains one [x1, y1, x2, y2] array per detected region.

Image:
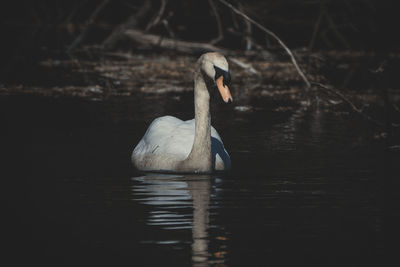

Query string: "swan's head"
[[200, 52, 233, 103]]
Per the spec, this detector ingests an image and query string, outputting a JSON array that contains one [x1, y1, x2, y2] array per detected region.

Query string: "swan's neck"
[[181, 70, 212, 172]]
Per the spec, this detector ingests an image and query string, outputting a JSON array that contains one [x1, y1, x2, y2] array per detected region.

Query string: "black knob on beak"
[[214, 66, 230, 86]]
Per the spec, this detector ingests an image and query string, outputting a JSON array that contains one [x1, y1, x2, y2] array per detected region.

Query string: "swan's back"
[[132, 116, 230, 172], [135, 116, 194, 159]]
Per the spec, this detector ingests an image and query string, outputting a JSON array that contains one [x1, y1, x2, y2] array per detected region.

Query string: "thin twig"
[[238, 3, 252, 51], [124, 29, 224, 54], [312, 82, 361, 112], [230, 58, 260, 76], [312, 82, 399, 127], [369, 60, 387, 74], [227, 27, 267, 52], [208, 0, 224, 44], [64, 0, 90, 23], [320, 28, 334, 48], [67, 0, 110, 53], [102, 0, 152, 49], [230, 6, 239, 30], [145, 0, 167, 31], [325, 12, 350, 49], [309, 0, 325, 51], [215, 0, 311, 89], [161, 19, 175, 38]]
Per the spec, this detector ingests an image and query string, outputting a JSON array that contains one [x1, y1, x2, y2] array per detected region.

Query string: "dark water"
[[2, 94, 399, 266]]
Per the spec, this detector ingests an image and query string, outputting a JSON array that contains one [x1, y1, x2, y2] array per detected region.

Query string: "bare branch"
[[64, 0, 90, 23], [309, 1, 325, 51], [121, 28, 258, 75], [161, 19, 175, 38], [312, 82, 399, 127], [325, 12, 350, 49], [238, 3, 252, 51], [312, 82, 361, 112], [67, 0, 110, 53], [230, 6, 240, 30], [124, 29, 224, 54], [208, 0, 224, 45], [369, 60, 387, 74], [145, 0, 167, 32], [102, 0, 152, 49], [230, 58, 259, 75], [215, 0, 311, 89]]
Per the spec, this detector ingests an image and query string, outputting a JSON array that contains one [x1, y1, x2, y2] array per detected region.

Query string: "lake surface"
[[2, 94, 399, 266]]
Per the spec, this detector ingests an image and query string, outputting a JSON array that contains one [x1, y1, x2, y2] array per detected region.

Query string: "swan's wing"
[[133, 116, 231, 170], [210, 126, 222, 142], [210, 126, 231, 170], [133, 116, 194, 159]]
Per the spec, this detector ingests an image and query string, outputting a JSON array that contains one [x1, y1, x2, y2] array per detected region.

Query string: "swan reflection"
[[132, 174, 214, 265]]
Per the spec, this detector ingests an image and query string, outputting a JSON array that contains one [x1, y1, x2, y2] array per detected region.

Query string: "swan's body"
[[132, 116, 231, 172], [132, 52, 232, 173]]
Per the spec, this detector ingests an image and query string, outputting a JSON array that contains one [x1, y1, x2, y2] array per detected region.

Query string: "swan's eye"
[[214, 66, 231, 86]]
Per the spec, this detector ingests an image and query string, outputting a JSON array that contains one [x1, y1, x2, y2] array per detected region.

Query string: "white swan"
[[131, 52, 233, 173]]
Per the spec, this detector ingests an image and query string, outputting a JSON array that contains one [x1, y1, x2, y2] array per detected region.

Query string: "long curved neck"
[[181, 69, 212, 173]]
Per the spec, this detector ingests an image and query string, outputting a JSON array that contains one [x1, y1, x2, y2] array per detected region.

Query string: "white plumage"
[[132, 116, 231, 172]]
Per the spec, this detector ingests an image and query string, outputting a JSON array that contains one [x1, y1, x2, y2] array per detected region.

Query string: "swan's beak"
[[216, 76, 233, 103]]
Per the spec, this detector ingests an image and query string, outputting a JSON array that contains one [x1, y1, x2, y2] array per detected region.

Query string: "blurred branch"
[[122, 28, 257, 75], [64, 0, 89, 23], [393, 104, 400, 113], [145, 0, 167, 31], [161, 18, 175, 38], [230, 58, 259, 76], [215, 0, 311, 89], [121, 1, 140, 11], [320, 28, 334, 48], [208, 0, 224, 45], [312, 82, 362, 113], [123, 29, 224, 54], [238, 3, 252, 51], [325, 12, 350, 49], [309, 0, 351, 50], [102, 0, 152, 49], [308, 1, 324, 51], [369, 60, 387, 74], [312, 82, 399, 127], [230, 6, 240, 30], [67, 0, 110, 53]]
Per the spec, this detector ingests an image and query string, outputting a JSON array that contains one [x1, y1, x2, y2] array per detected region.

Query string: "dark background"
[[1, 0, 399, 81]]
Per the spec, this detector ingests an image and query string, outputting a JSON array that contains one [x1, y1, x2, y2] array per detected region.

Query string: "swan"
[[131, 52, 233, 173]]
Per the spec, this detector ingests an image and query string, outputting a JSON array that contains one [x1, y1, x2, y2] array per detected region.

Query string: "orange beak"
[[216, 76, 233, 103]]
